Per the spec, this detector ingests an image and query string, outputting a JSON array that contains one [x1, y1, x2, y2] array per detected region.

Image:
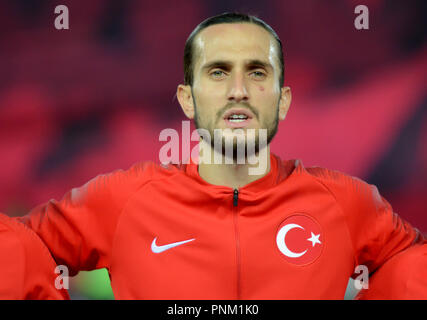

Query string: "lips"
[[223, 108, 255, 128], [223, 108, 254, 120]]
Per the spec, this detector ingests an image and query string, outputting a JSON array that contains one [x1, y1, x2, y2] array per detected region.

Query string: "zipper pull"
[[233, 189, 239, 207]]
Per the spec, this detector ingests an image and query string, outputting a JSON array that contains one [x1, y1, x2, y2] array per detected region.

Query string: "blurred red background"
[[0, 1, 426, 298]]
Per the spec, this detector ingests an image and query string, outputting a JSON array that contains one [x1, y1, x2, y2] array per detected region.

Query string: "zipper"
[[232, 188, 241, 299], [233, 188, 239, 206]]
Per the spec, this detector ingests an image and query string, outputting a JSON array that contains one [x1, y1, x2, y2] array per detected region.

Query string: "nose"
[[227, 72, 249, 103]]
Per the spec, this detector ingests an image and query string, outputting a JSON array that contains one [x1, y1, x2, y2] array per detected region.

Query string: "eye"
[[210, 70, 226, 79], [250, 70, 266, 79]]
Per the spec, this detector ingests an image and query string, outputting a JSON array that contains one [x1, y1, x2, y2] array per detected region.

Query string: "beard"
[[192, 97, 280, 162]]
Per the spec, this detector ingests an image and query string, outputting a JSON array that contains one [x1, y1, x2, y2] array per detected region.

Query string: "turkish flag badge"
[[276, 214, 323, 265]]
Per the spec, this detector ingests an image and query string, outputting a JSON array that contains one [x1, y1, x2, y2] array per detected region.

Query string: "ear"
[[278, 86, 291, 121], [177, 84, 195, 119]]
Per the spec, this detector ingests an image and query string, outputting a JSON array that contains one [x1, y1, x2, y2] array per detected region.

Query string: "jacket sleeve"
[[0, 213, 69, 300], [320, 171, 424, 277], [355, 243, 427, 299], [0, 219, 25, 299], [16, 161, 153, 276]]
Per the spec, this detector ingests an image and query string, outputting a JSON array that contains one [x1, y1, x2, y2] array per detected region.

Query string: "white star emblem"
[[307, 232, 321, 247]]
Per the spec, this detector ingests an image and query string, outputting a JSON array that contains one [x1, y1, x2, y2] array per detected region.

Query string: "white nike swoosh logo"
[[151, 237, 195, 253]]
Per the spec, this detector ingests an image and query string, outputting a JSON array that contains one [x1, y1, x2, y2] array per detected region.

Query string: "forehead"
[[193, 23, 279, 68]]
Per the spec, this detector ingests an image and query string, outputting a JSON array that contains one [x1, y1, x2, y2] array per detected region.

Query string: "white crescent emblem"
[[276, 223, 307, 258]]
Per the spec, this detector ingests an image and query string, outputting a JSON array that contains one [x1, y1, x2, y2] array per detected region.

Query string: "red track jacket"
[[356, 244, 427, 299], [18, 153, 425, 299], [0, 213, 69, 299]]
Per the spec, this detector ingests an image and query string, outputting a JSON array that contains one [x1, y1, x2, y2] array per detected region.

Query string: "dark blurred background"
[[0, 0, 425, 299]]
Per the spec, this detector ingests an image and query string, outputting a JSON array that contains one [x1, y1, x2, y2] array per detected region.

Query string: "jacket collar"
[[185, 152, 301, 193]]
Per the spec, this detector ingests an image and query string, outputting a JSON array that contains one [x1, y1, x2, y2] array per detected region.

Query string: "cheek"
[[193, 96, 217, 125], [195, 87, 224, 112], [258, 86, 265, 92]]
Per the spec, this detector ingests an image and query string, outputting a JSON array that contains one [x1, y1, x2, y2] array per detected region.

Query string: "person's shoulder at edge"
[[0, 213, 70, 299], [355, 243, 427, 300]]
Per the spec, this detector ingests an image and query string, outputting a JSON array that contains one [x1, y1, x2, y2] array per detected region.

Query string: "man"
[[17, 13, 425, 299], [0, 213, 69, 299]]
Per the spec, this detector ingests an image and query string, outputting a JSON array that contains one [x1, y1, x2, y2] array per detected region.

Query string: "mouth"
[[223, 108, 254, 128]]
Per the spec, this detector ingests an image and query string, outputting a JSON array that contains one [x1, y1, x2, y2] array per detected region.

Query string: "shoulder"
[[273, 155, 374, 205], [0, 213, 70, 299], [356, 244, 427, 299], [0, 213, 26, 259], [0, 214, 33, 298], [121, 160, 190, 187], [89, 160, 185, 188], [0, 213, 32, 253], [70, 160, 186, 204], [0, 213, 55, 271], [302, 164, 375, 201], [300, 163, 387, 219], [373, 243, 427, 279], [304, 164, 368, 192]]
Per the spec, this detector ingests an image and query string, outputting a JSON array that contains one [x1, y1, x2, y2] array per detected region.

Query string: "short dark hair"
[[183, 12, 284, 87]]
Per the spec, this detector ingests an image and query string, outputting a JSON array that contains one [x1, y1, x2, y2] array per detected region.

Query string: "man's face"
[[180, 23, 290, 157], [191, 23, 283, 155]]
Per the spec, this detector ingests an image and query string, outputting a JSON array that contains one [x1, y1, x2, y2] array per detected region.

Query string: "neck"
[[197, 139, 271, 189]]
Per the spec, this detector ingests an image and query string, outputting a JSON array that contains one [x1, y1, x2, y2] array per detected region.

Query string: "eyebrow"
[[201, 59, 273, 72]]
